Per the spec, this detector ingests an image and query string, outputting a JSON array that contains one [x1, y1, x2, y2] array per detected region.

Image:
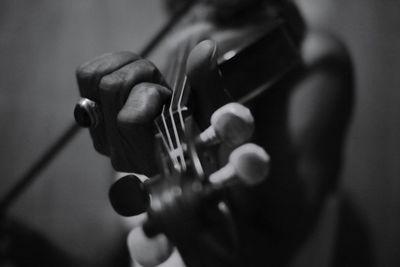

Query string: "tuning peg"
[[209, 143, 270, 186], [109, 175, 150, 217], [128, 225, 173, 267], [198, 103, 254, 147]]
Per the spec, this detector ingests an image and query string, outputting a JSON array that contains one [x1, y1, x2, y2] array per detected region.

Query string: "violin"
[[107, 18, 301, 267], [0, 2, 302, 266]]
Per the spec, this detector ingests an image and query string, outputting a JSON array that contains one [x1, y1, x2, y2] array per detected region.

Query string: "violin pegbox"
[[196, 103, 270, 189], [188, 102, 270, 189], [109, 104, 270, 267]]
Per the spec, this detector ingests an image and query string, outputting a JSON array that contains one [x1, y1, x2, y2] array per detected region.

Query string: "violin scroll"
[[117, 141, 270, 267]]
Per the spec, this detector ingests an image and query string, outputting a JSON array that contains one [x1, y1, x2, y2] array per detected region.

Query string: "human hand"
[[75, 40, 222, 175]]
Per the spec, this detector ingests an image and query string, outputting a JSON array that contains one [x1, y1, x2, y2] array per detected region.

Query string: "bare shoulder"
[[301, 30, 353, 75], [286, 30, 354, 152], [292, 30, 354, 111]]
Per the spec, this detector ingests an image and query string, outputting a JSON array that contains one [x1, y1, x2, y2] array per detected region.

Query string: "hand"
[[76, 40, 222, 175]]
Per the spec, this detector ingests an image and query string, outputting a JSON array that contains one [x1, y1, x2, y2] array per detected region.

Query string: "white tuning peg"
[[209, 143, 270, 186], [199, 102, 254, 147], [127, 226, 173, 267]]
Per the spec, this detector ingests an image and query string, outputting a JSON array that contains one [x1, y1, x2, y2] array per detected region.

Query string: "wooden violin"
[[109, 18, 301, 267]]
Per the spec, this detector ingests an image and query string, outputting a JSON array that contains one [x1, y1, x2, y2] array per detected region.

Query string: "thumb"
[[127, 227, 173, 267], [186, 40, 231, 128]]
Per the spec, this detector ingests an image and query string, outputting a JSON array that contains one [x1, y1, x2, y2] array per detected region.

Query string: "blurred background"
[[0, 0, 399, 266]]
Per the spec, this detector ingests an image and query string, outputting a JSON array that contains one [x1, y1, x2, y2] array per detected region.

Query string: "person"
[[75, 0, 353, 266]]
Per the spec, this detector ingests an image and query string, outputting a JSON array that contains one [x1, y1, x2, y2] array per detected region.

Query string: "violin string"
[[175, 37, 201, 172], [177, 35, 199, 131], [155, 122, 172, 159], [156, 103, 172, 156], [160, 109, 180, 169], [175, 38, 195, 169], [159, 36, 196, 172], [158, 55, 174, 153], [177, 75, 187, 131], [159, 41, 190, 171], [168, 44, 188, 171], [159, 49, 181, 168]]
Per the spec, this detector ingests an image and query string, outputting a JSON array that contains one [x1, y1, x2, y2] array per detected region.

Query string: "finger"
[[98, 60, 169, 173], [113, 83, 171, 174], [118, 82, 171, 126], [186, 40, 230, 128], [76, 51, 140, 155], [76, 51, 140, 101], [127, 227, 173, 267], [99, 59, 167, 113]]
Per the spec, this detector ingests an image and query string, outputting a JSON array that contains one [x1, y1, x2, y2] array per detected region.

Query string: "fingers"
[[186, 40, 218, 82], [186, 40, 230, 128], [76, 51, 140, 102], [98, 59, 168, 113], [76, 52, 171, 173], [75, 41, 226, 172], [76, 51, 140, 155], [118, 83, 171, 127], [98, 61, 170, 172]]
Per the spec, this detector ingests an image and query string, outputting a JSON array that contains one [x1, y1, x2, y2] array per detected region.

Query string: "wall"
[[296, 1, 400, 266], [0, 1, 164, 265]]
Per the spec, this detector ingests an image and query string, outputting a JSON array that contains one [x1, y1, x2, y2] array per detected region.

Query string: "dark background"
[[0, 0, 398, 266]]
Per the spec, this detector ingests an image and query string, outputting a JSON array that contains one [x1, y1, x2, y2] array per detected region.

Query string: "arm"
[[260, 31, 354, 247], [288, 31, 353, 204]]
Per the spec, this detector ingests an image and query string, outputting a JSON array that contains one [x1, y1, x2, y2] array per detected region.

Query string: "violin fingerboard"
[[218, 20, 301, 104]]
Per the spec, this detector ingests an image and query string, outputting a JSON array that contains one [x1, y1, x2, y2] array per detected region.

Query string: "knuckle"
[[117, 84, 158, 126], [99, 73, 122, 94], [76, 61, 95, 82], [117, 109, 137, 126], [116, 50, 139, 59], [141, 82, 160, 98], [142, 82, 170, 101], [117, 106, 149, 127], [76, 55, 109, 80], [97, 59, 155, 95], [134, 83, 162, 113], [76, 51, 139, 82], [135, 59, 158, 78]]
